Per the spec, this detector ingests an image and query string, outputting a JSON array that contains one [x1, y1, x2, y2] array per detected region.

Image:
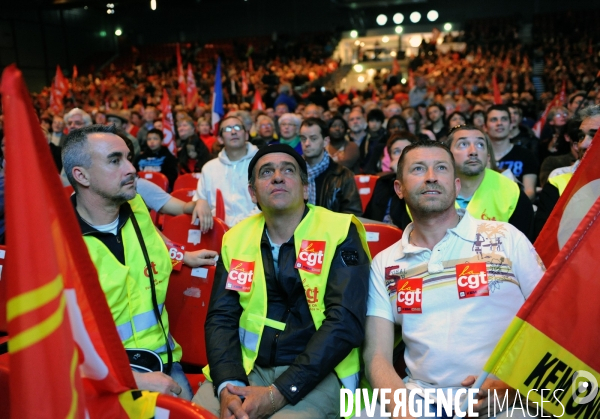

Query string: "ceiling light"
[[358, 76, 365, 83], [353, 64, 363, 73], [410, 12, 421, 23], [427, 10, 439, 22], [376, 14, 387, 26], [115, 28, 122, 36], [395, 26, 403, 34], [382, 36, 389, 43], [393, 13, 404, 24], [444, 23, 452, 31], [350, 30, 358, 38]]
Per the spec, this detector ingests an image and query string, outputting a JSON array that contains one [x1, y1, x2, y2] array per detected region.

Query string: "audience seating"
[[162, 215, 228, 253], [354, 175, 379, 212], [155, 394, 217, 418], [173, 173, 201, 191], [362, 223, 403, 257], [171, 188, 196, 202], [139, 171, 169, 191], [0, 355, 8, 419], [165, 264, 215, 393], [215, 189, 225, 222]]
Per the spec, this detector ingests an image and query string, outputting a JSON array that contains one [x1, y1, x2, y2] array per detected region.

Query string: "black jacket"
[[204, 208, 370, 405], [315, 158, 363, 216], [134, 146, 179, 191]]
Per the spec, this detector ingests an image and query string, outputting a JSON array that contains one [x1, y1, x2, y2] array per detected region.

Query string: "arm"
[[155, 227, 218, 267], [132, 371, 182, 396], [364, 316, 412, 419], [273, 224, 370, 404], [508, 189, 534, 241], [522, 173, 537, 201], [191, 171, 214, 232]]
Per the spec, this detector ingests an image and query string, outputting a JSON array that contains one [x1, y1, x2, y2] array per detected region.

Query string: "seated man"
[[534, 105, 600, 238], [193, 144, 371, 418], [445, 124, 534, 240], [300, 117, 363, 216], [364, 140, 545, 418], [192, 116, 260, 231], [62, 124, 217, 400]]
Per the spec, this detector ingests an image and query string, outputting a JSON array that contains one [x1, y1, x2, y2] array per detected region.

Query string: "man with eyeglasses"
[[445, 125, 534, 239], [191, 116, 260, 231], [534, 105, 600, 238]]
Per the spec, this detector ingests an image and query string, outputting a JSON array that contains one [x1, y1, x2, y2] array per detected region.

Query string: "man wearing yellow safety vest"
[[444, 124, 534, 240], [62, 125, 217, 401], [534, 105, 600, 238], [192, 144, 371, 418]]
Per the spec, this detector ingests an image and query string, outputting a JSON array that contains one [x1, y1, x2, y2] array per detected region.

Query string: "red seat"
[[162, 215, 228, 253], [0, 245, 7, 334], [171, 188, 196, 203], [166, 265, 215, 369], [354, 175, 379, 212], [173, 173, 201, 191], [0, 357, 9, 419], [156, 394, 217, 418], [362, 223, 403, 257], [139, 171, 169, 191]]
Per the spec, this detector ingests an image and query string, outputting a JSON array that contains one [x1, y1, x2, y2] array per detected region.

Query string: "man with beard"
[[446, 125, 534, 239], [363, 140, 544, 418], [347, 109, 369, 166], [62, 124, 217, 401], [534, 105, 600, 238]]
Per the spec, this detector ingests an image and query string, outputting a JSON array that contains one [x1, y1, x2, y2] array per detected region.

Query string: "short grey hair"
[[278, 113, 301, 127], [231, 110, 253, 131], [579, 105, 600, 120], [64, 108, 92, 126], [62, 124, 117, 189]]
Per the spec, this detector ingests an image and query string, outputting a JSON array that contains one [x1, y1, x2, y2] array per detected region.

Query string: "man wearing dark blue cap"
[[193, 144, 372, 419]]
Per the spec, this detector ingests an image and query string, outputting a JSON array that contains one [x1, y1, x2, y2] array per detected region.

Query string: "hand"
[[183, 249, 218, 268], [220, 387, 248, 419], [227, 384, 287, 419], [132, 371, 182, 396], [191, 199, 213, 233], [461, 375, 516, 416]]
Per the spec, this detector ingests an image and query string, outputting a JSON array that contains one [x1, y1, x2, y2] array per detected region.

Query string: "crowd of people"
[[1, 13, 600, 418]]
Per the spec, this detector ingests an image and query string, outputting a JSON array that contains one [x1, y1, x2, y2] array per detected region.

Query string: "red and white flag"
[[49, 65, 68, 115], [1, 64, 161, 418], [492, 73, 502, 105], [532, 80, 566, 138], [176, 44, 187, 98], [534, 129, 600, 268], [160, 89, 177, 155], [241, 70, 248, 96], [252, 89, 264, 111], [186, 63, 198, 110]]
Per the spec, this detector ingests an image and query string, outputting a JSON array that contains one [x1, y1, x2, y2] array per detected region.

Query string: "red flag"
[[186, 63, 198, 110], [534, 129, 600, 268], [492, 74, 502, 104], [252, 89, 264, 111], [176, 44, 187, 97], [72, 65, 78, 80], [49, 66, 68, 115], [160, 89, 177, 155], [1, 65, 167, 417], [121, 95, 128, 110], [241, 70, 248, 96], [532, 80, 566, 137], [248, 56, 254, 73]]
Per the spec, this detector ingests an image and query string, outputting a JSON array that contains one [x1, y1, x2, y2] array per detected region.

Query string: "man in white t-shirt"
[[363, 140, 545, 418]]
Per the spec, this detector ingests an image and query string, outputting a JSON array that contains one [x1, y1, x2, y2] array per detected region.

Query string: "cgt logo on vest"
[[456, 262, 489, 299], [295, 240, 326, 274], [396, 278, 423, 314], [305, 287, 319, 309], [226, 259, 255, 292], [143, 261, 159, 278]]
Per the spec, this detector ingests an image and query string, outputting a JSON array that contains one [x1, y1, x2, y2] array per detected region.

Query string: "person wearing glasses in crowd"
[[191, 116, 260, 231]]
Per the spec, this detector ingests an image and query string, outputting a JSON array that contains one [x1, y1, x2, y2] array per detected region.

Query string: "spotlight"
[[376, 14, 387, 26], [410, 12, 421, 23], [409, 36, 422, 47], [390, 51, 397, 57], [427, 10, 439, 22], [354, 40, 360, 46], [353, 64, 363, 72], [151, 0, 156, 10], [401, 78, 407, 84], [358, 75, 365, 83], [444, 23, 452, 31], [382, 36, 389, 43], [115, 28, 122, 36], [350, 30, 358, 38], [393, 13, 404, 24], [395, 26, 403, 34]]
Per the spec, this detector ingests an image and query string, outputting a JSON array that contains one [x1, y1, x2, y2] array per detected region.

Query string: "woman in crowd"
[[326, 115, 360, 173]]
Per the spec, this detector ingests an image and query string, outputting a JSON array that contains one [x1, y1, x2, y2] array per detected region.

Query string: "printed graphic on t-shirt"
[[138, 156, 166, 172], [469, 222, 516, 292]]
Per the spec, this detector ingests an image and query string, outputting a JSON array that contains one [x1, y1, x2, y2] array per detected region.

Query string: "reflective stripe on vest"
[[549, 172, 573, 196], [83, 194, 181, 363], [203, 204, 371, 392], [407, 168, 519, 222]]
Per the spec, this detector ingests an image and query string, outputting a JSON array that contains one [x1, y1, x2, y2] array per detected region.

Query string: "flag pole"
[[453, 372, 489, 419]]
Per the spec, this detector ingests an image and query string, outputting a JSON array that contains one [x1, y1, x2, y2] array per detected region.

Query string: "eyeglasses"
[[222, 125, 243, 133], [259, 124, 273, 129]]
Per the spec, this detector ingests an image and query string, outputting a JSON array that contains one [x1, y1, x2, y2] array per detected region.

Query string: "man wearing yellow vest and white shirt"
[[193, 144, 371, 418], [444, 124, 534, 240], [62, 125, 217, 400], [534, 105, 600, 238]]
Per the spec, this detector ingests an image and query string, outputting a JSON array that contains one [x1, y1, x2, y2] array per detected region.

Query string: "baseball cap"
[[247, 144, 307, 181]]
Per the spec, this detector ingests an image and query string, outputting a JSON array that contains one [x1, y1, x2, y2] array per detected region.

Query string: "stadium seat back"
[[362, 223, 403, 257], [156, 393, 216, 418], [162, 215, 228, 253], [173, 173, 200, 191], [170, 188, 196, 203], [139, 171, 169, 191], [0, 246, 6, 334], [354, 175, 379, 212]]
